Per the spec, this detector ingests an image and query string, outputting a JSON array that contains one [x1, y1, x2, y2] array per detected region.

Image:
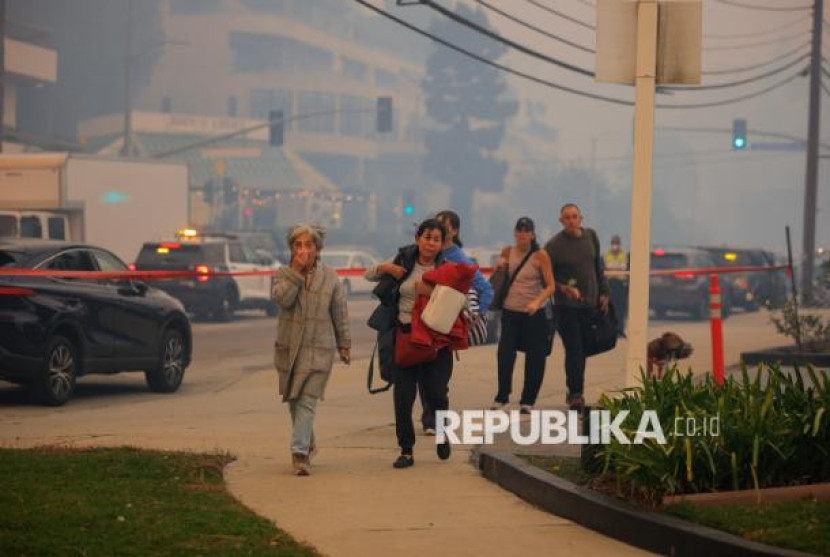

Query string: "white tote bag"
[[421, 284, 467, 334]]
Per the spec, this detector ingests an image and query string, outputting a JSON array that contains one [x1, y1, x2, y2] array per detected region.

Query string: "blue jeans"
[[288, 394, 318, 456]]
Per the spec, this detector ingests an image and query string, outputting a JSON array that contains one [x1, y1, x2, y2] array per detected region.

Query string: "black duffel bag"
[[583, 303, 618, 357]]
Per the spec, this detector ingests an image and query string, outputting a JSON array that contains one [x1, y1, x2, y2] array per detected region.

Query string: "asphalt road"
[[191, 295, 378, 366]]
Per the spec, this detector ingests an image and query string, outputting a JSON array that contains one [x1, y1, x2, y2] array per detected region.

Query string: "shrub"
[[588, 365, 830, 502], [770, 301, 830, 345]]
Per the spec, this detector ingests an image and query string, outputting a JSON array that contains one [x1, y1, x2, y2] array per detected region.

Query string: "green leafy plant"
[[770, 300, 830, 345], [587, 364, 830, 505]]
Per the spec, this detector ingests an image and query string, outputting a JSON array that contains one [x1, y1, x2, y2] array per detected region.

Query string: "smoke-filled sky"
[[10, 0, 830, 256]]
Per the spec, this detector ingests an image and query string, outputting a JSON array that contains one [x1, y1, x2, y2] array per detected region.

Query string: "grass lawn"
[[0, 447, 318, 557], [665, 500, 830, 556], [526, 455, 830, 556]]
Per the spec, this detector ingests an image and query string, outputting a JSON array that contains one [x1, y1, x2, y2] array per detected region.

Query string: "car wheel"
[[33, 335, 77, 406], [265, 301, 278, 317], [342, 279, 352, 298], [213, 288, 236, 322], [145, 328, 186, 393]]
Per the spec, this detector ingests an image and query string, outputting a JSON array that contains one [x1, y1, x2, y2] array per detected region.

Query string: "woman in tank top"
[[492, 217, 555, 414]]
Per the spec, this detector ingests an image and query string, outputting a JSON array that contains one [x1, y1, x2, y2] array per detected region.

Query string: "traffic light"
[[732, 118, 747, 150], [377, 97, 393, 133], [202, 179, 214, 204], [269, 110, 284, 147], [402, 190, 415, 216], [223, 178, 237, 205]]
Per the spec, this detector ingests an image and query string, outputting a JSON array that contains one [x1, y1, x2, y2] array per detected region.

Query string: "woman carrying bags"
[[365, 219, 459, 469], [492, 217, 555, 414]]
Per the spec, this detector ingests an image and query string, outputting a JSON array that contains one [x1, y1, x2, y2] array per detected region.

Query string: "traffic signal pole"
[[801, 0, 824, 304], [626, 0, 658, 386]]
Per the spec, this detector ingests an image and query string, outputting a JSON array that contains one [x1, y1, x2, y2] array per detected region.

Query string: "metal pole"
[[121, 0, 134, 157], [625, 0, 658, 387], [0, 0, 6, 154], [786, 225, 803, 349], [800, 0, 824, 304]]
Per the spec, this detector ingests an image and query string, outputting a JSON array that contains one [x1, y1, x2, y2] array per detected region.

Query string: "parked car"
[[698, 246, 788, 310], [319, 248, 379, 297], [650, 247, 732, 320], [0, 239, 192, 406], [133, 231, 280, 321]]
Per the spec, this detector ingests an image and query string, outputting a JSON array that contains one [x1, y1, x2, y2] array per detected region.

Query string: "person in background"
[[604, 235, 629, 338], [272, 224, 351, 476], [544, 204, 609, 412], [364, 219, 454, 469], [408, 210, 496, 435], [492, 217, 555, 414]]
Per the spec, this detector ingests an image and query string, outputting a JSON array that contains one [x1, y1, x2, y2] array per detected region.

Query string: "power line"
[[668, 53, 810, 91], [704, 15, 811, 39], [704, 43, 810, 75], [522, 0, 594, 31], [703, 27, 810, 51], [422, 0, 595, 77], [714, 0, 811, 12], [473, 0, 594, 54], [660, 68, 807, 109], [353, 0, 631, 105], [356, 0, 805, 110]]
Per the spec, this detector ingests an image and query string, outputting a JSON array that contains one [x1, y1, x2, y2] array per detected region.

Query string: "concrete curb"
[[475, 450, 819, 557]]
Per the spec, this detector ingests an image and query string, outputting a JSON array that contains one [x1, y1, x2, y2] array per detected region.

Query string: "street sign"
[[596, 0, 702, 85]]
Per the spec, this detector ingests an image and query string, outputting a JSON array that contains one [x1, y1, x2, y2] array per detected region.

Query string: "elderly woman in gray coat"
[[273, 224, 350, 476]]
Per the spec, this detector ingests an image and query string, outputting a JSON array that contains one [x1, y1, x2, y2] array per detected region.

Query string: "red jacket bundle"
[[410, 262, 477, 351]]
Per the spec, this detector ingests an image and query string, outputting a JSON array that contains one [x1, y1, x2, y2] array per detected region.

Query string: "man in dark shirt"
[[545, 204, 609, 412]]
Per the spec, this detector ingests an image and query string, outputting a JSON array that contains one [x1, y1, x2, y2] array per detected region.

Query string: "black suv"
[[134, 236, 279, 321], [698, 247, 787, 310], [0, 239, 192, 405], [650, 247, 732, 320]]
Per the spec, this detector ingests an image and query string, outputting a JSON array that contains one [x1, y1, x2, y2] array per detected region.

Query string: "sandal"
[[393, 453, 414, 469]]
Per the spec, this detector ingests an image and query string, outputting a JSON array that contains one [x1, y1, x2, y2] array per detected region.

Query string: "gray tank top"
[[504, 248, 544, 312]]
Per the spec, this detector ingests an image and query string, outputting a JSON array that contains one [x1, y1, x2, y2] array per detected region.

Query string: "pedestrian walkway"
[[225, 310, 790, 556]]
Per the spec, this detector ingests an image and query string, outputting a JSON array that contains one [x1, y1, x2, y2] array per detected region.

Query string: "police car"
[[133, 230, 280, 321]]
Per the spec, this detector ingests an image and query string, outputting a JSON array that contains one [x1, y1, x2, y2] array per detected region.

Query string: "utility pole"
[[0, 0, 6, 154], [120, 0, 134, 157], [625, 0, 658, 384], [801, 0, 824, 304]]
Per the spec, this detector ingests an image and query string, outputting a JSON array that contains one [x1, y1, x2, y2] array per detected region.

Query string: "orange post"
[[709, 274, 725, 385]]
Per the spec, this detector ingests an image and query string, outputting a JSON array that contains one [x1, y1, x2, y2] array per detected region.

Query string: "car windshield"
[[0, 250, 24, 268], [136, 243, 223, 267], [321, 254, 350, 268], [651, 253, 688, 270]]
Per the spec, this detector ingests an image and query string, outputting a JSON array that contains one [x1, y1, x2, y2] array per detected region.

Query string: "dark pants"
[[609, 279, 627, 336], [495, 309, 549, 406], [394, 348, 453, 452], [556, 306, 591, 398], [419, 363, 454, 430]]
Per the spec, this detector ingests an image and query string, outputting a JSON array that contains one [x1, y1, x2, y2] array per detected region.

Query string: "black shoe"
[[569, 395, 585, 413], [393, 454, 414, 469], [436, 441, 451, 460]]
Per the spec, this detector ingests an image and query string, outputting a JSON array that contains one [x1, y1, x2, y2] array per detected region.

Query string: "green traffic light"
[[733, 137, 746, 149], [403, 205, 415, 216]]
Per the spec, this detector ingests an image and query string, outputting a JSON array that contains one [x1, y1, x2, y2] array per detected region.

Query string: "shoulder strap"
[[507, 248, 534, 290], [366, 341, 392, 394]]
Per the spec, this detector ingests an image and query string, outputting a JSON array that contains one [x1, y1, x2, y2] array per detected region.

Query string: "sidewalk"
[[0, 310, 791, 556], [225, 310, 790, 557]]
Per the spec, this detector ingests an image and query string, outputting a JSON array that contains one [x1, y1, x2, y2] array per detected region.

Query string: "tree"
[[421, 4, 516, 237]]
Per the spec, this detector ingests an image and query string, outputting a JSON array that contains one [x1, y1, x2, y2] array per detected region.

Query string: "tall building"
[[2, 20, 59, 152], [131, 0, 430, 243]]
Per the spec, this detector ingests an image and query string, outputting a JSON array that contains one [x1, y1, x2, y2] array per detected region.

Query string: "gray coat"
[[272, 263, 350, 401]]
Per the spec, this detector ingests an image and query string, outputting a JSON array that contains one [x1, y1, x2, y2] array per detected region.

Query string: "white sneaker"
[[490, 402, 509, 411], [424, 427, 436, 436], [519, 404, 533, 415]]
